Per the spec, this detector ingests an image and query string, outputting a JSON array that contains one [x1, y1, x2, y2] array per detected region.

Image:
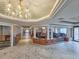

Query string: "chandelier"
[[6, 0, 31, 19]]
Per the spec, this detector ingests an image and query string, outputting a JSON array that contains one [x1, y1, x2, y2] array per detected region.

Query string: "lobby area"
[[0, 0, 79, 59]]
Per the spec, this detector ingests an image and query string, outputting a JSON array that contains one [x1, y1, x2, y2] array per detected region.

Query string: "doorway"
[[73, 27, 79, 41]]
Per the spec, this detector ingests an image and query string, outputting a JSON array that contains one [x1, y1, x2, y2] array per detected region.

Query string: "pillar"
[[51, 27, 54, 39], [47, 26, 50, 40], [34, 28, 36, 38], [21, 27, 23, 39], [10, 25, 14, 47]]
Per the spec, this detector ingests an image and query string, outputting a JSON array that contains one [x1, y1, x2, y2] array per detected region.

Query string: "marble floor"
[[0, 41, 79, 59]]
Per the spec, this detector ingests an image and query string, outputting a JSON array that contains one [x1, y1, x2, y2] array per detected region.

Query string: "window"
[[59, 28, 67, 34], [74, 27, 79, 41]]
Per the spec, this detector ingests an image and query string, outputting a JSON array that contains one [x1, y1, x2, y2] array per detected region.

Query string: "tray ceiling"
[[0, 0, 62, 21]]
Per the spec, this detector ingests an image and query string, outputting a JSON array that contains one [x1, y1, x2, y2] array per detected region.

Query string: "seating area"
[[32, 38, 69, 45], [32, 31, 69, 45], [0, 35, 10, 41], [32, 38, 54, 45], [0, 34, 21, 49]]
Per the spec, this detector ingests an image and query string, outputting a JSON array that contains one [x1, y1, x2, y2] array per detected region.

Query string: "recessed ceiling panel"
[[0, 0, 61, 20]]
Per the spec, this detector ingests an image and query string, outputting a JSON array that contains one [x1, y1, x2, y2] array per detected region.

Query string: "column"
[[21, 27, 23, 39], [47, 26, 50, 40], [34, 28, 36, 38], [10, 25, 14, 47], [51, 27, 54, 39]]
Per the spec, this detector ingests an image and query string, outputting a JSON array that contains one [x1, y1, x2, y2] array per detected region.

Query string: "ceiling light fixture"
[[6, 0, 31, 19]]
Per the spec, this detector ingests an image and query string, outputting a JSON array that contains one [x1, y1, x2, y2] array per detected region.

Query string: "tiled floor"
[[0, 41, 79, 59]]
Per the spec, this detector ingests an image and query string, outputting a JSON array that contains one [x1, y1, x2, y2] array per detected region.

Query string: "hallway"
[[0, 41, 79, 59]]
